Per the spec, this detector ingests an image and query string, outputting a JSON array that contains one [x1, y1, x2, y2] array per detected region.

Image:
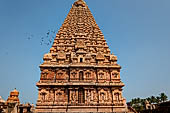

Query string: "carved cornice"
[[40, 64, 121, 69], [36, 82, 124, 87]]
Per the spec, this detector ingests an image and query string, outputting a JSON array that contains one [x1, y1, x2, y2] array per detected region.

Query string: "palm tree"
[[150, 96, 157, 104], [133, 98, 138, 104], [136, 98, 141, 103], [140, 99, 146, 106], [160, 93, 168, 102], [156, 96, 161, 103], [156, 96, 161, 104], [130, 98, 144, 112]]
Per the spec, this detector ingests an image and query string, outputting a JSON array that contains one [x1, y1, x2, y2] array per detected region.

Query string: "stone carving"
[[57, 72, 63, 76], [55, 89, 67, 103], [99, 72, 104, 79], [71, 72, 77, 78], [70, 90, 77, 103], [115, 93, 120, 101], [55, 70, 68, 81], [36, 0, 127, 112], [99, 89, 107, 103], [98, 70, 106, 80], [41, 69, 48, 80], [85, 72, 91, 79], [57, 51, 66, 60], [96, 52, 105, 60], [48, 89, 55, 102], [112, 72, 119, 78], [76, 40, 85, 48], [40, 91, 47, 102], [93, 90, 98, 103], [47, 70, 55, 80], [107, 90, 112, 103], [101, 93, 105, 103], [111, 70, 120, 80], [86, 90, 91, 103], [43, 53, 52, 61]]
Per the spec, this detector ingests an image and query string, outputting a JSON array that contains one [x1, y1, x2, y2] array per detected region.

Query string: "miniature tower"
[[7, 88, 20, 104]]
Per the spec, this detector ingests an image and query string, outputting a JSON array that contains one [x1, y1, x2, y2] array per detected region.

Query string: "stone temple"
[[36, 0, 127, 112]]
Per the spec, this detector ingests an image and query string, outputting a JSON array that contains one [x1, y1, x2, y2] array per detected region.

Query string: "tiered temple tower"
[[36, 0, 127, 112], [7, 88, 20, 104]]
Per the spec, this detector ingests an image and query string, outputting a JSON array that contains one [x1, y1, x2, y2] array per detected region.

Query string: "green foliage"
[[160, 93, 168, 102], [129, 92, 168, 112], [130, 98, 145, 112], [150, 96, 157, 104], [156, 96, 161, 104]]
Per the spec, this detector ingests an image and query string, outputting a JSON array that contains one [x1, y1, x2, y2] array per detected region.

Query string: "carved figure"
[[71, 91, 76, 103], [49, 90, 55, 101], [100, 93, 105, 103], [86, 90, 91, 103]]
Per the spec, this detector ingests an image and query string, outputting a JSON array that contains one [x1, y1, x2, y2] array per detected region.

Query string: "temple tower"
[[36, 0, 127, 112], [7, 88, 20, 104]]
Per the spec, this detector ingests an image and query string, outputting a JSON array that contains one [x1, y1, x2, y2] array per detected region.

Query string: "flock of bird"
[[26, 29, 57, 46], [0, 29, 57, 56], [25, 29, 57, 64]]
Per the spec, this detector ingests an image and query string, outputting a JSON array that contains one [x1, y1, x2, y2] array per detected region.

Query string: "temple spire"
[[36, 0, 127, 112]]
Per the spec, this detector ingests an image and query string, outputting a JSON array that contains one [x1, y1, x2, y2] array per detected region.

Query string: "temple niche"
[[36, 0, 128, 112], [69, 89, 78, 104], [55, 88, 68, 104], [48, 89, 55, 102]]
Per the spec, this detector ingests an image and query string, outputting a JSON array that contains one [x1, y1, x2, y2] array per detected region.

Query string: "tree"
[[140, 99, 146, 106], [156, 96, 161, 104], [160, 93, 168, 102], [129, 93, 168, 112], [150, 96, 157, 104], [129, 98, 145, 112]]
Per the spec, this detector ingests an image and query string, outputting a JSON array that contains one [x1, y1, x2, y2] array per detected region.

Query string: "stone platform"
[[36, 105, 128, 113], [36, 112, 133, 113]]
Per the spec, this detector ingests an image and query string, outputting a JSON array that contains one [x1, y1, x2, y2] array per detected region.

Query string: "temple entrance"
[[78, 88, 85, 103], [79, 71, 84, 81]]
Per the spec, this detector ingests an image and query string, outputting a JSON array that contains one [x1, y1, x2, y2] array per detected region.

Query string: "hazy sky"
[[0, 0, 170, 104]]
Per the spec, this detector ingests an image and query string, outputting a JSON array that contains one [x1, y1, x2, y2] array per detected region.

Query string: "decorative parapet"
[[36, 82, 125, 87]]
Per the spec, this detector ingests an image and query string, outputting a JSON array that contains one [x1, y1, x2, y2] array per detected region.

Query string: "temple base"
[[35, 105, 128, 113]]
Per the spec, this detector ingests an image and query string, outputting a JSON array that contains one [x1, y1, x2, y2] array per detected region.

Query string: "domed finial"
[[77, 0, 83, 1], [74, 0, 86, 7], [78, 0, 85, 3]]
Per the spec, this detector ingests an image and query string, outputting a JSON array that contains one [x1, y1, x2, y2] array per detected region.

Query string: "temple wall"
[[37, 87, 125, 106], [39, 68, 121, 83]]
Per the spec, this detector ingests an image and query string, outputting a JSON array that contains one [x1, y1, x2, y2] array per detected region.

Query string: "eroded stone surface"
[[36, 0, 127, 112]]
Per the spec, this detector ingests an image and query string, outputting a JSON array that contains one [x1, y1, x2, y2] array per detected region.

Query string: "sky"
[[0, 0, 170, 104]]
